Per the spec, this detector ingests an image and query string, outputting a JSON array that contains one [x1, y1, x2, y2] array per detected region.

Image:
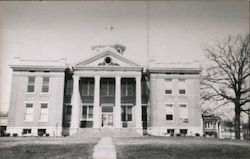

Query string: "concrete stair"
[[71, 128, 141, 138]]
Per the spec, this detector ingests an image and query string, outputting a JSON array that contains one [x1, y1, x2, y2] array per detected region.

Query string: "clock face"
[[105, 57, 111, 64]]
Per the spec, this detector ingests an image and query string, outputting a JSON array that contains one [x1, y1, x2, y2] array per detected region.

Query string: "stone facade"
[[7, 45, 203, 136]]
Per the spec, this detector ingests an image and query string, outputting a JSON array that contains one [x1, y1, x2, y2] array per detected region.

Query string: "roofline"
[[74, 66, 142, 71], [73, 48, 140, 67], [10, 65, 67, 72], [148, 67, 201, 74]]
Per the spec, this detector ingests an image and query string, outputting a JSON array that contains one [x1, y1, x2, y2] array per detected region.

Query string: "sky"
[[0, 1, 249, 113]]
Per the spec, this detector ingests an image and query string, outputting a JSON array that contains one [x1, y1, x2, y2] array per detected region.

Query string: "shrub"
[[62, 131, 69, 137], [6, 133, 10, 137], [176, 133, 181, 137], [195, 133, 200, 137], [45, 133, 50, 137], [13, 133, 18, 137], [170, 132, 174, 136], [38, 132, 44, 136]]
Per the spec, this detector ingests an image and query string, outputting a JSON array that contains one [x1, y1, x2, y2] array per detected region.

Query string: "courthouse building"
[[7, 45, 203, 136]]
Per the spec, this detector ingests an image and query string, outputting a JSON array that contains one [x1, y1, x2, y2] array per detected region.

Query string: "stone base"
[[7, 126, 62, 136], [69, 128, 79, 135], [147, 126, 203, 136]]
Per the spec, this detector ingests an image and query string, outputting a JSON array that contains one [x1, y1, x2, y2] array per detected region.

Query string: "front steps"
[[71, 128, 142, 138]]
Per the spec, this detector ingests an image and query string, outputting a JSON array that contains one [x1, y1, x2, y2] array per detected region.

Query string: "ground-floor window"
[[82, 105, 93, 120], [22, 129, 32, 134], [37, 129, 46, 136], [167, 129, 175, 134], [121, 105, 132, 122], [180, 129, 188, 135]]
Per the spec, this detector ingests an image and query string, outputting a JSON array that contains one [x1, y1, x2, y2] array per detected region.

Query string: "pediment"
[[74, 48, 140, 68]]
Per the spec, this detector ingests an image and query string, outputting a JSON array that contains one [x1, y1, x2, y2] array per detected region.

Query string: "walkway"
[[92, 137, 117, 159]]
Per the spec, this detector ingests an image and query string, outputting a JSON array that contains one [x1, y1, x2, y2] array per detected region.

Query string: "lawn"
[[1, 136, 249, 159], [0, 136, 100, 159], [113, 136, 250, 159]]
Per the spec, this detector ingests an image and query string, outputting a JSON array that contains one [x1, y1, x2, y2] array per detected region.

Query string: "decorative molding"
[[98, 61, 120, 66]]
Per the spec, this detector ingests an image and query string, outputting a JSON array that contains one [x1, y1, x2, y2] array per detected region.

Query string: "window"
[[165, 104, 174, 121], [180, 129, 188, 135], [167, 129, 175, 134], [64, 105, 72, 124], [40, 103, 48, 122], [180, 104, 188, 122], [27, 76, 35, 92], [178, 79, 186, 94], [66, 80, 73, 95], [22, 129, 32, 134], [42, 77, 50, 93], [25, 103, 33, 122], [101, 79, 114, 96], [81, 79, 94, 96], [66, 106, 72, 115], [37, 129, 46, 136], [121, 80, 134, 96], [165, 79, 172, 94], [205, 122, 214, 129], [82, 105, 93, 120], [121, 105, 132, 121]]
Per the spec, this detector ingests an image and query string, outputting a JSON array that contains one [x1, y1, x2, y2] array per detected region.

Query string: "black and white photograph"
[[0, 0, 249, 159]]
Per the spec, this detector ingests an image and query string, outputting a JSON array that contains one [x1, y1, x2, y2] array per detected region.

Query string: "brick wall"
[[7, 71, 65, 135], [148, 73, 202, 135]]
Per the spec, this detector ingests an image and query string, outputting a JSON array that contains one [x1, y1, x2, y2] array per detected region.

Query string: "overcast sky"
[[0, 1, 249, 113]]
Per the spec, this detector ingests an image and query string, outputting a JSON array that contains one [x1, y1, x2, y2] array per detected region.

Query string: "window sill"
[[121, 121, 133, 123], [165, 94, 174, 96], [80, 118, 93, 121], [40, 93, 50, 96], [26, 92, 35, 95], [178, 94, 187, 96], [38, 121, 48, 123], [24, 121, 33, 122]]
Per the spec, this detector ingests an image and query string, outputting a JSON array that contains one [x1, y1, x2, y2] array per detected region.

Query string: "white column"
[[115, 76, 121, 128], [70, 75, 80, 135], [93, 75, 100, 128], [136, 76, 142, 131]]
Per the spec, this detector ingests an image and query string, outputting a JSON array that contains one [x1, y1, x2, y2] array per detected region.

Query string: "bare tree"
[[202, 34, 250, 139]]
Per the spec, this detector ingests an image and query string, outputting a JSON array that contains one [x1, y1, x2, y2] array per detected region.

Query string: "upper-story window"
[[42, 77, 50, 93], [25, 103, 33, 122], [101, 79, 115, 96], [81, 79, 94, 96], [27, 76, 35, 93], [121, 80, 134, 96], [178, 79, 186, 94], [165, 104, 174, 120], [165, 79, 172, 94]]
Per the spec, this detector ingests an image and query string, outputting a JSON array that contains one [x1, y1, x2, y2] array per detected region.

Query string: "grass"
[[0, 136, 100, 159], [1, 136, 249, 159], [113, 136, 250, 159]]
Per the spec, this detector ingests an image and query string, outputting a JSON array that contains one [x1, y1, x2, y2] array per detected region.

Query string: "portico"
[[68, 46, 143, 135]]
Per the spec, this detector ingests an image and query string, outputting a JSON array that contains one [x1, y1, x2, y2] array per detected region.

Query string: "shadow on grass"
[[0, 143, 95, 159], [114, 137, 250, 159]]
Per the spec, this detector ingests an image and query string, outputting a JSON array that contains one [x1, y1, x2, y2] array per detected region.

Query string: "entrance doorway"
[[102, 113, 113, 127], [101, 105, 114, 127]]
